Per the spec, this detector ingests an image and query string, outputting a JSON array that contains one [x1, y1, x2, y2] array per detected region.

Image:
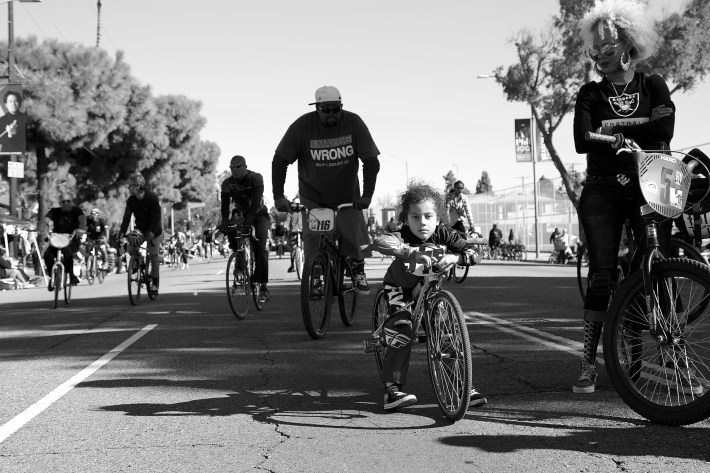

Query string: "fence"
[[469, 177, 580, 253]]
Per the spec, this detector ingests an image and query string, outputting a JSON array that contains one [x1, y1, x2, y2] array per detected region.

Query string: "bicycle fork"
[[641, 221, 669, 343]]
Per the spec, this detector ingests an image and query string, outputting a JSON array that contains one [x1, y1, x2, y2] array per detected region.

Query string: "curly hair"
[[579, 0, 658, 60], [397, 181, 446, 225]]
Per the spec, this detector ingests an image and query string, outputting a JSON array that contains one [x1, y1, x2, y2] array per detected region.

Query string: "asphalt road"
[[1, 253, 709, 472]]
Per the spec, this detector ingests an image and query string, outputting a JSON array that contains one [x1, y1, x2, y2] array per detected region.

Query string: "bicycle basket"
[[127, 229, 145, 247], [49, 233, 71, 249]]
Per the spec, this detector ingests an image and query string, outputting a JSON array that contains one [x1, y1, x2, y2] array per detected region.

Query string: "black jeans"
[[579, 176, 671, 322]]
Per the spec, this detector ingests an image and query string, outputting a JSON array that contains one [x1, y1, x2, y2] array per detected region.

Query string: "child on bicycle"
[[367, 182, 487, 410]]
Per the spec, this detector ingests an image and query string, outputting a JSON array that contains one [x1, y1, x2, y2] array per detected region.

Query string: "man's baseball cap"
[[309, 86, 341, 105]]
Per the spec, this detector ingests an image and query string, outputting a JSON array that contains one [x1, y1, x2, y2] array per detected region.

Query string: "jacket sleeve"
[[573, 82, 615, 155]]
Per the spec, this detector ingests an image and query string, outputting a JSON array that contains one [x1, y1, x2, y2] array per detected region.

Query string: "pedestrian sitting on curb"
[[0, 246, 32, 289]]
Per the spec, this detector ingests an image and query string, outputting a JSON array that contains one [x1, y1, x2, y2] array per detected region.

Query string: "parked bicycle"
[[46, 233, 74, 309], [587, 131, 710, 425], [223, 219, 263, 319], [365, 246, 475, 421], [126, 230, 158, 306], [301, 203, 359, 339]]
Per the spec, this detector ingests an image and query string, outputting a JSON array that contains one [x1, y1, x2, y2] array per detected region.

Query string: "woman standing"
[[572, 0, 675, 394]]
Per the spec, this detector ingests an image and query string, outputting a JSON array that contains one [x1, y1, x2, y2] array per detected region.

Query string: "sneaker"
[[69, 275, 80, 286], [383, 385, 417, 410], [149, 281, 159, 295], [354, 273, 370, 294], [572, 358, 597, 394], [469, 388, 488, 407], [258, 287, 269, 303]]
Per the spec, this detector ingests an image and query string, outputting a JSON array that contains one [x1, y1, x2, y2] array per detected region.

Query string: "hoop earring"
[[594, 62, 605, 77], [620, 52, 631, 71]]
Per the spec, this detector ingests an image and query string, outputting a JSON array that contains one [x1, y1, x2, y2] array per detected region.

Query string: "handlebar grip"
[[585, 131, 619, 144]]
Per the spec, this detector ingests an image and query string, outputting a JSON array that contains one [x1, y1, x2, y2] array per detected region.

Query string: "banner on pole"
[[536, 131, 551, 161], [514, 118, 532, 162], [0, 84, 26, 155]]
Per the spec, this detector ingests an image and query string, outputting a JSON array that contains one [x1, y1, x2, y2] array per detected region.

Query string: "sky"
[[4, 0, 707, 220]]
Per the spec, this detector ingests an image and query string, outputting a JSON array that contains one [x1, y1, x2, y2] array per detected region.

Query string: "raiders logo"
[[608, 93, 639, 117]]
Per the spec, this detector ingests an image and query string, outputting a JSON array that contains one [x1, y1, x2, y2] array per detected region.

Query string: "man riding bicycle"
[[446, 180, 474, 236], [119, 173, 163, 294], [43, 192, 86, 288], [272, 85, 380, 293], [86, 208, 109, 270], [219, 154, 271, 303]]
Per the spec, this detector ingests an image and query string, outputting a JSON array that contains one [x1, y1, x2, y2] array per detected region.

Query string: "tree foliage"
[[493, 0, 710, 209], [3, 37, 220, 229]]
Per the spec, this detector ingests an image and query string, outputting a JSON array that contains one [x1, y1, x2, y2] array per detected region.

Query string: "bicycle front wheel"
[[301, 253, 332, 339], [577, 245, 589, 304], [127, 256, 141, 306], [294, 246, 304, 280], [53, 264, 61, 309], [64, 275, 72, 304], [146, 257, 158, 300], [97, 255, 105, 283], [453, 264, 469, 283], [226, 252, 249, 319], [372, 286, 389, 375], [248, 244, 263, 312], [604, 258, 710, 425], [338, 260, 358, 326], [425, 290, 472, 421], [86, 254, 96, 285]]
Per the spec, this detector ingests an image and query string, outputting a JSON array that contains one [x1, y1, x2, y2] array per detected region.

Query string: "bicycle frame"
[[309, 205, 356, 297]]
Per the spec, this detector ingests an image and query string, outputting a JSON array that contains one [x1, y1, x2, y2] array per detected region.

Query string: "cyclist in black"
[[219, 155, 271, 303], [86, 208, 109, 270], [43, 193, 86, 287]]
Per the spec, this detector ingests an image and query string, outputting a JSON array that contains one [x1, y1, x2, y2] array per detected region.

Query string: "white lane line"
[[0, 324, 157, 444], [468, 311, 604, 366]]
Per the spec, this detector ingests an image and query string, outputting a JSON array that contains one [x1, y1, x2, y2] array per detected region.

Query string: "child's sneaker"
[[383, 385, 417, 410], [469, 388, 488, 407]]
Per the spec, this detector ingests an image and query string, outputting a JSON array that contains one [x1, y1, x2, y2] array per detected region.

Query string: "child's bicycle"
[[587, 131, 710, 425], [125, 230, 158, 306], [364, 244, 482, 421], [301, 203, 359, 340], [223, 219, 263, 319]]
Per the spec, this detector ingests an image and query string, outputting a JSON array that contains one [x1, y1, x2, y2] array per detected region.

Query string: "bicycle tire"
[[301, 253, 332, 339], [248, 244, 263, 311], [294, 246, 304, 280], [146, 257, 158, 301], [338, 260, 358, 326], [97, 253, 105, 284], [604, 258, 710, 425], [127, 256, 141, 306], [425, 290, 472, 421], [446, 266, 453, 281], [53, 264, 61, 309], [86, 254, 95, 285], [577, 246, 589, 303], [226, 252, 249, 319], [671, 238, 707, 265], [372, 286, 389, 375], [64, 274, 72, 304], [453, 264, 469, 283]]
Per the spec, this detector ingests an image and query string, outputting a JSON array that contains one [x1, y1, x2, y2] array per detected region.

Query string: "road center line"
[[0, 324, 157, 444], [468, 311, 605, 366]]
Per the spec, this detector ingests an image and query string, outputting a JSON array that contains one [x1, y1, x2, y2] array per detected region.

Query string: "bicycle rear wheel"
[[371, 286, 389, 375], [97, 254, 105, 283], [227, 252, 249, 319], [64, 275, 71, 304], [146, 257, 158, 300], [301, 253, 332, 339], [294, 246, 304, 280], [86, 254, 96, 285], [338, 260, 358, 326], [425, 290, 472, 421], [604, 259, 710, 425], [248, 244, 263, 311], [452, 264, 469, 283], [127, 255, 141, 306]]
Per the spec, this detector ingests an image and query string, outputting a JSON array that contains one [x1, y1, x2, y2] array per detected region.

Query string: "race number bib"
[[308, 208, 336, 232]]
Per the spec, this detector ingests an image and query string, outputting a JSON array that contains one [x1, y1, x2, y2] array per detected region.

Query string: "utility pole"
[[96, 0, 102, 47]]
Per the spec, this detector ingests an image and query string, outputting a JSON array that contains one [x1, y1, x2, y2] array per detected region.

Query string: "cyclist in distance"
[[366, 182, 487, 410], [488, 224, 502, 252], [86, 208, 109, 269], [43, 192, 86, 288], [572, 0, 676, 394], [272, 85, 380, 294], [286, 194, 303, 273], [446, 180, 474, 236], [119, 173, 163, 294], [219, 154, 271, 303], [202, 226, 214, 260]]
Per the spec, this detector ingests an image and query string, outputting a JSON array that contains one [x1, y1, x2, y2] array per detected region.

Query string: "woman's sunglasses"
[[588, 42, 623, 61]]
